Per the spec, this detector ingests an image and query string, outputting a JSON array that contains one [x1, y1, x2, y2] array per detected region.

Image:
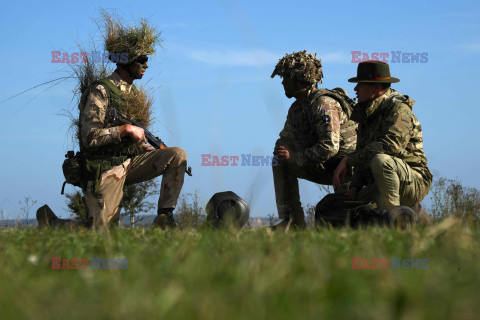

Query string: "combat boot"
[[271, 210, 306, 230], [36, 205, 60, 228], [413, 203, 433, 226], [153, 208, 176, 229], [386, 206, 417, 229], [36, 204, 89, 229]]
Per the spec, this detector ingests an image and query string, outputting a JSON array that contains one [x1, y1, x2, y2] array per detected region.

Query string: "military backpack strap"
[[131, 83, 139, 95], [96, 79, 138, 97], [309, 88, 355, 118], [94, 79, 116, 113], [94, 79, 139, 119], [61, 181, 67, 195], [308, 88, 358, 150], [96, 79, 122, 97]]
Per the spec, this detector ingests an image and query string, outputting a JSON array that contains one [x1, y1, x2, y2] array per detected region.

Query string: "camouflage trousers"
[[357, 154, 430, 211], [273, 157, 350, 219], [84, 147, 187, 229]]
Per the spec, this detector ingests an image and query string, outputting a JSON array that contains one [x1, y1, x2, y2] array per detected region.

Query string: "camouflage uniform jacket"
[[348, 88, 432, 188], [80, 71, 149, 153], [79, 71, 150, 193], [276, 88, 357, 167]]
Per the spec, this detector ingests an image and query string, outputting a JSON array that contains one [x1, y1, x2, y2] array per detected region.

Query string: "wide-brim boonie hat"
[[348, 60, 400, 83]]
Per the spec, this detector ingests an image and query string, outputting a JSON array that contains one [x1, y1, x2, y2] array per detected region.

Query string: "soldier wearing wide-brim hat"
[[270, 50, 358, 230], [333, 60, 433, 225], [347, 60, 400, 83]]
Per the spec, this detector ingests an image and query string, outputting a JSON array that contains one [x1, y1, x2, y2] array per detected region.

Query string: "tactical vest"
[[309, 88, 358, 158], [79, 79, 145, 193]]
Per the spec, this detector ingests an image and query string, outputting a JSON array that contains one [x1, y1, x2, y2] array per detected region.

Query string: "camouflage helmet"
[[101, 10, 161, 63], [206, 191, 250, 228], [271, 50, 323, 85]]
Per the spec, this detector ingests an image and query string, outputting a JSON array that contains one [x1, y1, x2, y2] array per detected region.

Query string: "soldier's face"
[[129, 55, 149, 79], [354, 83, 382, 103], [282, 77, 298, 98]]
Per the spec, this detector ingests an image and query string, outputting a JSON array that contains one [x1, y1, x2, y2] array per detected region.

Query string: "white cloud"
[[188, 49, 277, 67]]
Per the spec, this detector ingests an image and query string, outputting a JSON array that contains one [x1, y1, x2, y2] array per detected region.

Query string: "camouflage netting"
[[68, 49, 154, 147], [100, 9, 162, 63], [271, 50, 323, 85], [119, 86, 153, 129]]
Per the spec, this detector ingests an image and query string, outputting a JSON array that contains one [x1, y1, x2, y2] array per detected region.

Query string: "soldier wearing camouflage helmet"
[[271, 50, 358, 229], [333, 61, 432, 221], [36, 14, 188, 229], [76, 15, 189, 229]]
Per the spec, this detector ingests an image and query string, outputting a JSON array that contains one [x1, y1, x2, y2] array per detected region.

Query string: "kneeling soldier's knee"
[[169, 147, 187, 164], [370, 154, 395, 175]]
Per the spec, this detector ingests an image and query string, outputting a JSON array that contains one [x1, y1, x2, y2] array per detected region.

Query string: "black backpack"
[[315, 194, 417, 228]]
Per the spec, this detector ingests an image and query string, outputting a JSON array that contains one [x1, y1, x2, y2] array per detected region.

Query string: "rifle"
[[110, 108, 192, 176]]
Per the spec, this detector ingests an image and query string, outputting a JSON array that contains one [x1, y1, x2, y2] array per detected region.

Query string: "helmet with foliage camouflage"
[[271, 50, 323, 85], [101, 10, 162, 63], [206, 191, 250, 228]]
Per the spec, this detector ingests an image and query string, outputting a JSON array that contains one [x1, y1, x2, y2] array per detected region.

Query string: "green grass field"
[[1, 220, 479, 320]]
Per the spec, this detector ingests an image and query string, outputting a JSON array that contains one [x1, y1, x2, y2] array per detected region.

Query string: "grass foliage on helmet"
[[271, 50, 323, 85], [100, 9, 162, 63]]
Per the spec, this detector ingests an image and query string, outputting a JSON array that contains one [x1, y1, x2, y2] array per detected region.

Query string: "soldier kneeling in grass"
[[37, 13, 187, 229], [330, 61, 432, 227], [270, 51, 358, 229]]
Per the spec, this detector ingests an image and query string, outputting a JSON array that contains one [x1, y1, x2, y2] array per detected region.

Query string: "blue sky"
[[1, 0, 479, 219]]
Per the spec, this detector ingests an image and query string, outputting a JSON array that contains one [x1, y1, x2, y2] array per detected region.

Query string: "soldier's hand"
[[333, 156, 348, 188], [274, 145, 295, 163], [126, 124, 147, 144], [346, 186, 357, 200]]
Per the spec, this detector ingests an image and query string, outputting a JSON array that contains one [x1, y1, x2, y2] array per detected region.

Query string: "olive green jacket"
[[349, 89, 432, 189]]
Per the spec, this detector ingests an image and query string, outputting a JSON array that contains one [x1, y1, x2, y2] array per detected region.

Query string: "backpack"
[[315, 193, 418, 228], [315, 193, 383, 228], [310, 87, 356, 118]]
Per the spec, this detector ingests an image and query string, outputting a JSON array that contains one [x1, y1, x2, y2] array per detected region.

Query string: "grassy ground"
[[0, 220, 479, 320]]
